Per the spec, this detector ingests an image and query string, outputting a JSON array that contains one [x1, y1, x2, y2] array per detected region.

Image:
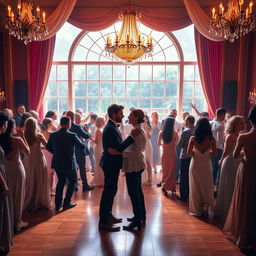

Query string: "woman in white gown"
[[142, 115, 153, 185], [1, 119, 30, 232], [187, 118, 216, 217], [92, 117, 105, 187]]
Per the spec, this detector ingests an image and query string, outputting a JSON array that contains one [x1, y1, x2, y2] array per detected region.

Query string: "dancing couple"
[[99, 104, 146, 231]]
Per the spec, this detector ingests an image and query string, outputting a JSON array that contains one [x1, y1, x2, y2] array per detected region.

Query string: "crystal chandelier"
[[209, 0, 256, 42], [105, 10, 153, 64], [5, 0, 48, 44], [249, 90, 256, 104], [0, 89, 5, 103]]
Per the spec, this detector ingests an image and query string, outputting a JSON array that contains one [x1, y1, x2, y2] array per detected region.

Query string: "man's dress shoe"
[[63, 202, 77, 210], [110, 216, 122, 224], [98, 223, 120, 232]]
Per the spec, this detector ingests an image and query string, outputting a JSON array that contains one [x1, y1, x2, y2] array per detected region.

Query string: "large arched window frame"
[[45, 23, 206, 120]]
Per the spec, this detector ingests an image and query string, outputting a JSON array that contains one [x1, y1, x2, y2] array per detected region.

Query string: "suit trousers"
[[125, 169, 146, 222], [179, 158, 191, 201], [99, 167, 120, 224], [211, 149, 223, 186], [75, 153, 88, 187], [55, 169, 77, 207]]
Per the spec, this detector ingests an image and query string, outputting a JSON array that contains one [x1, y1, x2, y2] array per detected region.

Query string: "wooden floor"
[[10, 173, 246, 256]]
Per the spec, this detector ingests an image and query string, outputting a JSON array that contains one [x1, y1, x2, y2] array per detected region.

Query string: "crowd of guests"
[[0, 103, 255, 254]]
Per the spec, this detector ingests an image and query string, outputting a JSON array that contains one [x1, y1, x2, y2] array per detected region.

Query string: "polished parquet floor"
[[9, 173, 245, 256]]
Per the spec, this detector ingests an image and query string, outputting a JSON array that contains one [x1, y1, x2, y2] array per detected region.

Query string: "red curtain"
[[68, 6, 191, 32], [194, 28, 224, 118], [28, 36, 56, 119]]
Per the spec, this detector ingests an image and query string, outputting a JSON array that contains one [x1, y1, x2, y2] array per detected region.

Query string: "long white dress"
[[93, 129, 104, 187], [4, 150, 26, 230], [189, 146, 214, 216], [142, 137, 153, 183]]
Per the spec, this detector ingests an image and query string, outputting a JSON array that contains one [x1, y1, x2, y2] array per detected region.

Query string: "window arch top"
[[71, 22, 181, 62]]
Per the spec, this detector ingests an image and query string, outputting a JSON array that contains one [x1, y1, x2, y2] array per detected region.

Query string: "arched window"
[[45, 22, 206, 119]]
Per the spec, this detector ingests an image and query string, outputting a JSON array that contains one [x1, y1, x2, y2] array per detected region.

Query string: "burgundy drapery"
[[28, 36, 56, 119], [194, 28, 224, 118], [68, 6, 191, 32]]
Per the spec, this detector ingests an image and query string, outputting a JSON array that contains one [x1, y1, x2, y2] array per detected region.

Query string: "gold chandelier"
[[5, 0, 48, 44], [0, 89, 5, 103], [105, 10, 153, 63], [249, 90, 256, 104], [209, 0, 255, 42]]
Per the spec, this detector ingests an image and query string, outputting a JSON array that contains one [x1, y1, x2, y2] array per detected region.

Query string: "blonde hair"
[[225, 115, 244, 136], [24, 117, 38, 146], [95, 117, 105, 128], [151, 111, 159, 121]]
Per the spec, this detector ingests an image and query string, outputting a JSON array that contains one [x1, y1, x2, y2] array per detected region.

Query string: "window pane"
[[127, 66, 138, 80], [113, 82, 125, 98], [153, 82, 164, 97], [101, 99, 112, 114], [113, 65, 125, 80], [87, 65, 98, 80], [72, 45, 87, 61], [182, 99, 193, 113], [58, 82, 68, 97], [73, 65, 86, 80], [140, 99, 151, 108], [140, 65, 152, 80], [166, 82, 178, 97], [166, 65, 178, 80], [194, 99, 205, 113], [195, 66, 200, 81], [127, 99, 139, 109], [164, 46, 179, 61], [46, 99, 57, 112], [114, 99, 126, 106], [49, 66, 56, 80], [88, 99, 99, 113], [152, 99, 164, 108], [140, 82, 151, 97], [46, 81, 57, 97], [73, 81, 86, 97], [194, 82, 204, 97], [59, 99, 68, 114], [57, 65, 68, 80], [165, 99, 177, 110], [153, 66, 165, 80], [184, 65, 194, 80], [100, 66, 112, 80], [126, 82, 138, 97], [74, 99, 86, 113], [88, 82, 99, 96], [100, 82, 112, 97], [183, 82, 193, 97]]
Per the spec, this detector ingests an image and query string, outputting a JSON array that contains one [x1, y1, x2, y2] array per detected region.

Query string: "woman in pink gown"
[[158, 117, 178, 196]]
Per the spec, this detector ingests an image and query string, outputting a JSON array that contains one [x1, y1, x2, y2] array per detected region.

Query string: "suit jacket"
[[69, 122, 91, 157], [14, 113, 22, 127], [100, 120, 134, 170], [46, 128, 85, 170]]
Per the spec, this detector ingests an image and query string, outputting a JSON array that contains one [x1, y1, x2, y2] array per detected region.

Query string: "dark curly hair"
[[162, 117, 175, 144], [194, 118, 213, 144]]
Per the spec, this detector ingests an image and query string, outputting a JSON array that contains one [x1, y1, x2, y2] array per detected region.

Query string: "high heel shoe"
[[162, 188, 168, 196], [123, 221, 141, 230]]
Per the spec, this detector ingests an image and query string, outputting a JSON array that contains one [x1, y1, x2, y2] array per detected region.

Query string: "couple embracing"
[[99, 104, 146, 231]]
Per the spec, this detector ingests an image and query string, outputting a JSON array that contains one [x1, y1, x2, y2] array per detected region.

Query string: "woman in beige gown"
[[215, 116, 244, 220], [223, 106, 256, 250], [187, 118, 216, 217], [1, 119, 30, 232], [0, 112, 13, 255], [23, 117, 50, 210]]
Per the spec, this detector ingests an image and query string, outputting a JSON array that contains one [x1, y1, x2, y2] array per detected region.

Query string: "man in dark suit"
[[99, 104, 140, 231], [46, 116, 85, 211], [66, 111, 93, 191], [14, 104, 25, 127]]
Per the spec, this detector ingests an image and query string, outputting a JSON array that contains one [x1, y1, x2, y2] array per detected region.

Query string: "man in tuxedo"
[[14, 104, 25, 127], [99, 104, 140, 231], [66, 111, 93, 191], [46, 116, 85, 211]]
